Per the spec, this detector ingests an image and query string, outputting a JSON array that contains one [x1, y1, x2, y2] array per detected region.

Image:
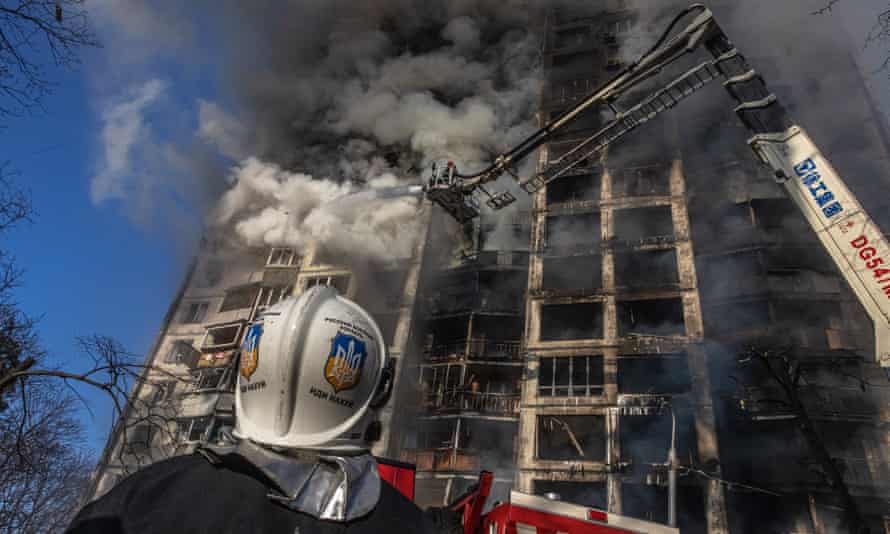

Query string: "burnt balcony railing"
[[424, 339, 524, 362], [426, 291, 524, 316], [423, 341, 468, 361], [467, 250, 530, 268], [467, 339, 523, 360], [607, 235, 677, 249], [424, 391, 520, 416], [399, 448, 481, 473]]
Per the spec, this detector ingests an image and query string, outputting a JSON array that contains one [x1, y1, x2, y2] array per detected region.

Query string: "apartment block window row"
[[267, 247, 300, 267], [538, 355, 604, 397]]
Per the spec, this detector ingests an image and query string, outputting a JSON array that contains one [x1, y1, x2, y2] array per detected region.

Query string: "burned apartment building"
[[512, 1, 890, 532], [85, 1, 890, 532], [397, 202, 532, 508]]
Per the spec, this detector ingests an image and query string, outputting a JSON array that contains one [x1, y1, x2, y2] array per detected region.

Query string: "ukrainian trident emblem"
[[324, 331, 367, 393], [240, 323, 263, 379]]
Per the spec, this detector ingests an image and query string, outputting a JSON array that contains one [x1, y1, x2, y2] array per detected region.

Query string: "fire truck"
[[377, 461, 680, 534], [396, 3, 890, 533]]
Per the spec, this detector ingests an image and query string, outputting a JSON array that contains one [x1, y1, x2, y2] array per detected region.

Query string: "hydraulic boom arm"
[[423, 4, 890, 368]]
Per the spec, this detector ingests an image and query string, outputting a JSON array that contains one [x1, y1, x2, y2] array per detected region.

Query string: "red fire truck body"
[[481, 491, 680, 534], [377, 460, 679, 534]]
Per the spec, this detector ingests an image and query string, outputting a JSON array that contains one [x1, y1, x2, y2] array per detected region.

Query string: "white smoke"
[[215, 158, 421, 260], [91, 79, 167, 204]]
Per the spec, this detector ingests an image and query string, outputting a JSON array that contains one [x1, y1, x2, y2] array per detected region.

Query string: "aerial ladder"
[[424, 3, 890, 373], [397, 4, 890, 533]]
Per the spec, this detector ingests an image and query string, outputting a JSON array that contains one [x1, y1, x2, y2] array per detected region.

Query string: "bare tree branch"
[[0, 0, 99, 124], [737, 346, 869, 534], [811, 0, 843, 16]]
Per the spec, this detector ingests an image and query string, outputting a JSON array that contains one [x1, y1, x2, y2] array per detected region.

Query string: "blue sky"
[[2, 68, 190, 450], [2, 0, 890, 457], [0, 7, 220, 451]]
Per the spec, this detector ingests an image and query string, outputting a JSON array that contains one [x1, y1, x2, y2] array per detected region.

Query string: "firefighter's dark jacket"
[[66, 453, 451, 534]]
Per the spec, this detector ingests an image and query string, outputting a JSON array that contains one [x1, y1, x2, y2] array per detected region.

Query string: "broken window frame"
[[536, 414, 606, 461], [200, 321, 246, 352], [538, 355, 605, 397]]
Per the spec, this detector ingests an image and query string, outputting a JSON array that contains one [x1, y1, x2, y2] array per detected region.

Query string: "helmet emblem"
[[240, 323, 263, 379], [324, 331, 367, 393]]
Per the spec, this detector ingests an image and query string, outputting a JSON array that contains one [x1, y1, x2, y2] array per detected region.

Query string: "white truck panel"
[[749, 126, 890, 367]]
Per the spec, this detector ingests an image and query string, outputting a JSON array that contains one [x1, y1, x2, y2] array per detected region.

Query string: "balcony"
[[423, 391, 520, 416], [399, 448, 481, 473], [605, 235, 677, 250], [425, 291, 524, 316], [424, 339, 524, 362]]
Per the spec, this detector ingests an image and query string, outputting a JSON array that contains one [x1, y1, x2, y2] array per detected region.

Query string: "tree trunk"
[[789, 393, 868, 533]]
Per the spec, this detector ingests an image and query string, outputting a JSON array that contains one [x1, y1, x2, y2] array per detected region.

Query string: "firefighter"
[[68, 286, 455, 533]]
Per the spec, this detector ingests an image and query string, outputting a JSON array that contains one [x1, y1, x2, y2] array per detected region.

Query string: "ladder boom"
[[750, 127, 890, 367]]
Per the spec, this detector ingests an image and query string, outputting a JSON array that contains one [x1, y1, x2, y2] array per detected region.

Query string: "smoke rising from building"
[[88, 0, 549, 261]]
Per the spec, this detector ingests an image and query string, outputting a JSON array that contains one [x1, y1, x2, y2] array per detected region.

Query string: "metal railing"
[[467, 339, 523, 360], [424, 339, 524, 361], [425, 292, 524, 315], [424, 391, 520, 416]]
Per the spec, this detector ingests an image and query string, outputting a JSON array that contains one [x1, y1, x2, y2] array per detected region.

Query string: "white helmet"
[[234, 286, 394, 451]]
